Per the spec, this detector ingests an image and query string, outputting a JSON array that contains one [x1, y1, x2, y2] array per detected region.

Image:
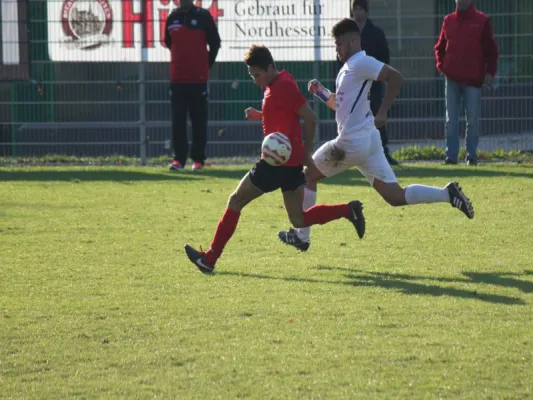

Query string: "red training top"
[[164, 6, 221, 83], [261, 70, 308, 167]]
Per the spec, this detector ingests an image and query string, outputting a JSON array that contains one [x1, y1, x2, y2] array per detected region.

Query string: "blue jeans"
[[445, 77, 482, 161]]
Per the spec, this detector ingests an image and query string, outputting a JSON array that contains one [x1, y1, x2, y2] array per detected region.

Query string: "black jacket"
[[360, 18, 390, 64]]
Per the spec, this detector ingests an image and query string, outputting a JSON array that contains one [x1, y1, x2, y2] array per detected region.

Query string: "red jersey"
[[261, 70, 308, 166]]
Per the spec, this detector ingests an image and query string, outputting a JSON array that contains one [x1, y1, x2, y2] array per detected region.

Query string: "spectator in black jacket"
[[164, 0, 221, 171], [351, 0, 399, 165]]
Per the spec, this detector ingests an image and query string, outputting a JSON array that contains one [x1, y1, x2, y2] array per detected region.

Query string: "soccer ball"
[[261, 132, 292, 166]]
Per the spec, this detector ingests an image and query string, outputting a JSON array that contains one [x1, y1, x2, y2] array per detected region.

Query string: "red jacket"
[[434, 5, 499, 88], [164, 6, 221, 83]]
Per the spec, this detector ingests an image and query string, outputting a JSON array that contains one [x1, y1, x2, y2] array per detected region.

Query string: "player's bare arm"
[[374, 65, 403, 128], [308, 79, 337, 111], [297, 102, 317, 166], [244, 107, 262, 121]]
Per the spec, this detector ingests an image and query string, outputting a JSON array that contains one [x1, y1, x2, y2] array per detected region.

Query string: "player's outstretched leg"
[[298, 201, 365, 239], [184, 208, 240, 274], [184, 207, 241, 274], [184, 244, 215, 274], [401, 181, 474, 219], [446, 181, 474, 219], [281, 189, 366, 251], [374, 177, 475, 220], [184, 171, 263, 273]]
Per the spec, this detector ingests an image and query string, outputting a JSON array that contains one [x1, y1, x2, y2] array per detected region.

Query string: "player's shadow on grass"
[[314, 267, 533, 294], [0, 169, 246, 182], [218, 269, 528, 305], [1, 164, 531, 183], [342, 272, 527, 305], [462, 272, 533, 293]]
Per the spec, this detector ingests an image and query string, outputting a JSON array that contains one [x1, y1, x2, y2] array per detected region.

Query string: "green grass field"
[[1, 164, 533, 399]]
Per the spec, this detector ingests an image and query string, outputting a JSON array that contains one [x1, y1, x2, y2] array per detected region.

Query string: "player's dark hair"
[[331, 18, 361, 37], [244, 45, 276, 71]]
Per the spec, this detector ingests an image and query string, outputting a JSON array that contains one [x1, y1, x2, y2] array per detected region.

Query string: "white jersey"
[[335, 51, 384, 137]]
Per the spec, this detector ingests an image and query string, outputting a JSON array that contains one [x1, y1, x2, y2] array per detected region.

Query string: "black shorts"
[[249, 160, 306, 193]]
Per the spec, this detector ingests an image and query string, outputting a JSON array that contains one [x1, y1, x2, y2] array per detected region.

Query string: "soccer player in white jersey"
[[278, 18, 474, 252]]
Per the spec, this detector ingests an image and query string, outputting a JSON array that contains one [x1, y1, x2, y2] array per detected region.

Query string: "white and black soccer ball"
[[261, 132, 292, 166]]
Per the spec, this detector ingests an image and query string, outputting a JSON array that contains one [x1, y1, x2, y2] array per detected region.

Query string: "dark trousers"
[[170, 82, 208, 166], [369, 82, 391, 156]]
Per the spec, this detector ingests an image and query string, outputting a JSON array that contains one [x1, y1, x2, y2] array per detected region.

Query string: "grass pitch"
[[1, 163, 533, 399]]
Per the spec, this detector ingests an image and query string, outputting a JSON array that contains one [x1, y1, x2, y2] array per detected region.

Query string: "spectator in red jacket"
[[434, 0, 498, 166]]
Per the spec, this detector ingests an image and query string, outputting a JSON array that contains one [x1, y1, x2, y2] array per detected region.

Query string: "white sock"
[[296, 187, 317, 242], [405, 185, 450, 205]]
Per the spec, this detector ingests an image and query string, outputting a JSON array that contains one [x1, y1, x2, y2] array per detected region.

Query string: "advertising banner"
[[47, 0, 347, 62]]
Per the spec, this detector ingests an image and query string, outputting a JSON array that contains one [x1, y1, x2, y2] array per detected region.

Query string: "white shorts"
[[313, 125, 397, 185]]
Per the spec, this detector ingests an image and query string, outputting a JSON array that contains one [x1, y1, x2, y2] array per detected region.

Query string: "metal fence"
[[1, 0, 532, 161]]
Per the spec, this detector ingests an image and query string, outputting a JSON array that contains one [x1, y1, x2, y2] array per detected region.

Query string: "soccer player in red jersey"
[[184, 45, 365, 274]]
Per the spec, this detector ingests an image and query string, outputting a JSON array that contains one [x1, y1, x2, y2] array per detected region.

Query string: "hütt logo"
[[61, 0, 113, 49]]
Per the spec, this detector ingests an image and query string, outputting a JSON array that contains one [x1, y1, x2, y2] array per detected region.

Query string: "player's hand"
[[308, 79, 323, 95], [483, 73, 494, 90], [374, 110, 387, 128], [244, 107, 261, 121]]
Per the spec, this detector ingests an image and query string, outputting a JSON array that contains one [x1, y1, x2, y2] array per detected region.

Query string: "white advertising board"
[[47, 0, 348, 62]]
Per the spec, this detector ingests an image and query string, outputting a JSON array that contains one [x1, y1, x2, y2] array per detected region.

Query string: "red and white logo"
[[61, 0, 113, 49]]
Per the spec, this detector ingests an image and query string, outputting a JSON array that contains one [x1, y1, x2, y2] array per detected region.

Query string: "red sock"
[[205, 208, 240, 265], [303, 204, 350, 227]]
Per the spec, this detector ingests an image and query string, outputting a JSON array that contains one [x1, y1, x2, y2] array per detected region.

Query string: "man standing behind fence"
[[435, 0, 498, 166], [351, 0, 398, 166], [164, 0, 221, 171]]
